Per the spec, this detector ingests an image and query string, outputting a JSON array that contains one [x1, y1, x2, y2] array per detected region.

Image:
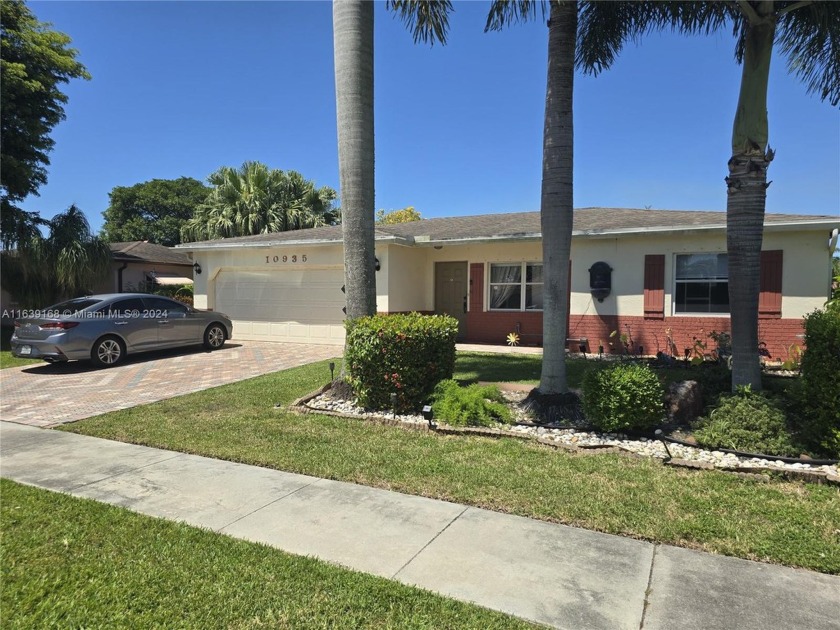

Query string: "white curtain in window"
[[490, 264, 521, 309]]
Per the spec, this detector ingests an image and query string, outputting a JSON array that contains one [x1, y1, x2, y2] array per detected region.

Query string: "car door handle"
[[157, 320, 169, 324], [114, 321, 128, 326]]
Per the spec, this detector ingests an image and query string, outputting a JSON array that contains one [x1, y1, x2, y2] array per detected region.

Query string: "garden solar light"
[[329, 362, 335, 381], [390, 392, 397, 418], [654, 429, 673, 461], [421, 405, 436, 429]]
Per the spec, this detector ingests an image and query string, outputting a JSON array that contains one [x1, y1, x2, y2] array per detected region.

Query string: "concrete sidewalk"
[[1, 422, 837, 630]]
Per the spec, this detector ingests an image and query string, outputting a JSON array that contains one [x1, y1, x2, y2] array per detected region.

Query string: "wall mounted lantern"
[[193, 262, 202, 275]]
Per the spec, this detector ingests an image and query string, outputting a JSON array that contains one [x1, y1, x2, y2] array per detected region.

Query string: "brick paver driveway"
[[0, 341, 338, 427]]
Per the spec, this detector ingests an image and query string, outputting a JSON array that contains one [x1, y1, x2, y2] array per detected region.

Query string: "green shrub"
[[582, 363, 664, 432], [431, 380, 512, 427], [790, 304, 840, 457], [692, 363, 731, 405], [693, 387, 798, 457], [151, 283, 194, 306], [345, 312, 458, 413]]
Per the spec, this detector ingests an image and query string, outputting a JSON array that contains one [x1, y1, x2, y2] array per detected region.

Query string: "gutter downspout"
[[117, 262, 128, 292]]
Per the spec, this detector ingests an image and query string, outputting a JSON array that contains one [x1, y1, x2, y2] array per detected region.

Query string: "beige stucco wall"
[[395, 229, 831, 320], [381, 245, 430, 312], [763, 229, 833, 319], [186, 226, 832, 341]]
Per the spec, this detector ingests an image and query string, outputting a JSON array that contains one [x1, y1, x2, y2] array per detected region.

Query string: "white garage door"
[[214, 268, 346, 345]]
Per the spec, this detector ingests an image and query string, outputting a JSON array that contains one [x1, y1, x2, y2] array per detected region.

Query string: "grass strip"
[[60, 357, 840, 574], [0, 350, 40, 370], [0, 479, 532, 629]]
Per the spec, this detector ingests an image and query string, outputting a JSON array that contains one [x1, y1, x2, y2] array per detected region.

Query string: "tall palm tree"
[[389, 1, 637, 403], [597, 2, 840, 390], [181, 161, 337, 242], [0, 204, 111, 307], [333, 0, 377, 319]]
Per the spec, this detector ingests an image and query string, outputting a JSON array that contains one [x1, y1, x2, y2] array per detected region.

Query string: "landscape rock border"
[[289, 385, 839, 487]]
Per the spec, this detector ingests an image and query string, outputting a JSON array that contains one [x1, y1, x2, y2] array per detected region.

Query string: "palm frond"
[[386, 0, 453, 45], [485, 0, 543, 33], [777, 2, 840, 106], [577, 1, 738, 76]]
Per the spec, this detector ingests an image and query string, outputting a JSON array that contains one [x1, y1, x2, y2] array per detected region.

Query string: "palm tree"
[[389, 1, 639, 405], [180, 161, 338, 242], [598, 2, 840, 390], [333, 0, 377, 319], [1, 204, 111, 307]]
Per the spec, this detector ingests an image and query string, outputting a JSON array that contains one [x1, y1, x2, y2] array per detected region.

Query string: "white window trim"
[[487, 261, 543, 312], [672, 252, 731, 317]]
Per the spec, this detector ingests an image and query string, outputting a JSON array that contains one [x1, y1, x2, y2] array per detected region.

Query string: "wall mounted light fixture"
[[193, 262, 202, 275]]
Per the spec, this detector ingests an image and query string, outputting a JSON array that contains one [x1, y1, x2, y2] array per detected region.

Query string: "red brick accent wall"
[[464, 312, 803, 359], [466, 310, 544, 345]]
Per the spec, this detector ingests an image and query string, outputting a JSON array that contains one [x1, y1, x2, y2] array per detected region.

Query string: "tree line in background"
[[103, 161, 341, 246]]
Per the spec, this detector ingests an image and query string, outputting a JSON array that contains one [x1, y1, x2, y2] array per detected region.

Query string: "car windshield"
[[47, 298, 102, 315]]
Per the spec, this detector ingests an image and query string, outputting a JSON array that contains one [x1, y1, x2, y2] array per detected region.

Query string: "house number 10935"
[[265, 254, 307, 263]]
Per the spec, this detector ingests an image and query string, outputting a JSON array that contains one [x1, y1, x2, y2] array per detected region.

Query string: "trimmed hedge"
[[345, 312, 458, 413], [582, 363, 664, 432], [792, 304, 840, 457]]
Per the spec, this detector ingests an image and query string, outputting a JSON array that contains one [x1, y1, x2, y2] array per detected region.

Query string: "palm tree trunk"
[[727, 4, 776, 391], [333, 0, 377, 320], [538, 1, 576, 395]]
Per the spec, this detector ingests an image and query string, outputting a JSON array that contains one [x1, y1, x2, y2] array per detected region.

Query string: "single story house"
[[96, 241, 194, 294], [177, 208, 838, 359]]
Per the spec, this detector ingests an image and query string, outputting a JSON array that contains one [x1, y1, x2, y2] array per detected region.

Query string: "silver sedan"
[[10, 293, 234, 367]]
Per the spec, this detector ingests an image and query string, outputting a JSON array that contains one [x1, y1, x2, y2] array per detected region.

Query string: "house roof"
[[110, 241, 193, 265], [176, 208, 839, 251]]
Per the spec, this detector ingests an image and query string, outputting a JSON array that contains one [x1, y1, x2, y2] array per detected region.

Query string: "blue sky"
[[23, 1, 840, 234]]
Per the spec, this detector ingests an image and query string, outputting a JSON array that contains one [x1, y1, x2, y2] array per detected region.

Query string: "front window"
[[674, 253, 729, 314], [489, 263, 543, 310]]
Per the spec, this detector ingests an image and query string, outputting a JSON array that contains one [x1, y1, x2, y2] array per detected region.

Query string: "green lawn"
[[0, 327, 40, 369], [1, 479, 530, 629], [0, 350, 40, 369], [60, 356, 840, 574]]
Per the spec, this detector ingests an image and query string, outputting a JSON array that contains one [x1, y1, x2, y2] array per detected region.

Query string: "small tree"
[[375, 206, 421, 224]]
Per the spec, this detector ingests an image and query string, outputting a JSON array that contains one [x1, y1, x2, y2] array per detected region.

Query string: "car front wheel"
[[91, 336, 124, 367], [203, 324, 226, 350]]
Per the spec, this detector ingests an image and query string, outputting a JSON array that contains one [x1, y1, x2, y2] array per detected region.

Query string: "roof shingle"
[[176, 208, 838, 249]]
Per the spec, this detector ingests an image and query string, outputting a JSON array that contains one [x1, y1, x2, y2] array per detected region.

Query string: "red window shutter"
[[469, 263, 484, 312], [759, 250, 783, 318], [643, 255, 665, 319]]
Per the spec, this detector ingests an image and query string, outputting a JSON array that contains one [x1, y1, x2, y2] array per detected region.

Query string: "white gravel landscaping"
[[303, 389, 839, 479]]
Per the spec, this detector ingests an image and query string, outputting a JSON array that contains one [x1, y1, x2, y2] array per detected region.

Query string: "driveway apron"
[[0, 341, 337, 427]]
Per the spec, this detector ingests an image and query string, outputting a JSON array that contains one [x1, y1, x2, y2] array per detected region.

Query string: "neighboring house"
[[97, 241, 194, 294], [177, 208, 838, 358]]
